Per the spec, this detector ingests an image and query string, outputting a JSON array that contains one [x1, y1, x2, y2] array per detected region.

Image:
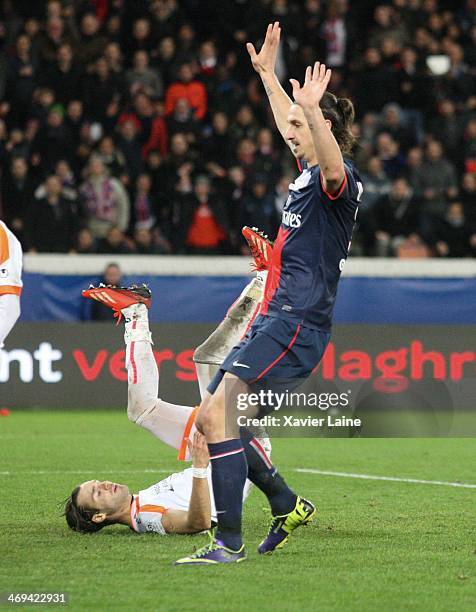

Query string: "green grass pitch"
[[0, 411, 475, 611]]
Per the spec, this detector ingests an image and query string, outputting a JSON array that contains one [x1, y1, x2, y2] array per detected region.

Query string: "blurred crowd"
[[0, 0, 475, 258]]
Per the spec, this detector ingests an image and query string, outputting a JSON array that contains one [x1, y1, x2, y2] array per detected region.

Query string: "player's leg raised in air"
[[82, 244, 269, 461]]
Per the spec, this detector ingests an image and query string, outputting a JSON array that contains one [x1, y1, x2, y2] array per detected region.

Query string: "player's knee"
[[127, 397, 141, 423], [193, 339, 214, 364], [127, 392, 154, 424], [195, 396, 223, 436]]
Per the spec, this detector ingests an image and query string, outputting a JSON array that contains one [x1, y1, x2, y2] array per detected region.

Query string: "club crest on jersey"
[[289, 169, 312, 191], [0, 268, 8, 278], [282, 210, 302, 228]]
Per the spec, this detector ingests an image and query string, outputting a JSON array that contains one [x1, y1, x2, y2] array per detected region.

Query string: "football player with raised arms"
[[168, 21, 363, 564]]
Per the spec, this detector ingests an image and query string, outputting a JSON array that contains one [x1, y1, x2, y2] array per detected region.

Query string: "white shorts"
[[0, 221, 23, 296]]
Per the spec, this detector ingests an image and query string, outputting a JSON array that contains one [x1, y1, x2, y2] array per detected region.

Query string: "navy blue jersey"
[[261, 159, 363, 331]]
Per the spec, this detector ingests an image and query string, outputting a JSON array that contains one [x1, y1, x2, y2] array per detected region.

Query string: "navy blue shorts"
[[207, 314, 331, 395]]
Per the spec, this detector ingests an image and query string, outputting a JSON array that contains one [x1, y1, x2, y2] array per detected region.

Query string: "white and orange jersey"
[[0, 221, 23, 296], [130, 467, 216, 535]]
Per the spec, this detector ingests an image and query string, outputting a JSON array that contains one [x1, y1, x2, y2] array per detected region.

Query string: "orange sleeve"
[[177, 406, 198, 461], [0, 286, 22, 296], [140, 504, 167, 514], [0, 224, 9, 267]]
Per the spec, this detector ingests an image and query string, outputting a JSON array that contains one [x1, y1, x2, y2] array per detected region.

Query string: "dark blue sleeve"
[[317, 162, 361, 205]]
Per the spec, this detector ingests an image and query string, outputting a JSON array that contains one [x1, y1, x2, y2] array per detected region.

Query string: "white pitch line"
[[0, 469, 172, 476], [295, 468, 476, 489], [1, 467, 475, 490]]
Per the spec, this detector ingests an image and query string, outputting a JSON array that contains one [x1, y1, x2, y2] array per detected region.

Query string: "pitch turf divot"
[[295, 468, 476, 489]]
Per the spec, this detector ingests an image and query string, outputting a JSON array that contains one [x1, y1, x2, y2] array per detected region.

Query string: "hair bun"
[[337, 98, 355, 124]]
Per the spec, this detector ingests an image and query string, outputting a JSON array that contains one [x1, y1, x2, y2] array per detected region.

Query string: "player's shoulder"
[[344, 158, 362, 184]]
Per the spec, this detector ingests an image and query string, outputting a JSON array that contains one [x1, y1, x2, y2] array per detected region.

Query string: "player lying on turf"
[[0, 220, 23, 351], [75, 228, 317, 552], [65, 230, 288, 536], [65, 431, 215, 535]]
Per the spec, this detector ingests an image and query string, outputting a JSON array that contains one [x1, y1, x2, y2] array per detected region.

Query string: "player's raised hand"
[[246, 21, 281, 75], [188, 431, 209, 468], [289, 62, 332, 110]]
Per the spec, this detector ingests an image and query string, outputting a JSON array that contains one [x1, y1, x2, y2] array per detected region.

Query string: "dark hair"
[[320, 92, 357, 156], [64, 485, 112, 533]]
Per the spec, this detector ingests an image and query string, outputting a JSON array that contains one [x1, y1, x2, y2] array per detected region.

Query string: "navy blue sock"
[[240, 427, 297, 516], [208, 439, 247, 551]]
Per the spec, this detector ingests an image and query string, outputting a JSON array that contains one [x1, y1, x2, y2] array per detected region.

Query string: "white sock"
[[193, 276, 264, 397], [124, 303, 197, 459]]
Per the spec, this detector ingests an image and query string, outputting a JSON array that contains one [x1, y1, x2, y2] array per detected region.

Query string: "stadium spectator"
[[64, 99, 84, 153], [1, 156, 35, 244], [37, 15, 75, 64], [356, 47, 399, 116], [95, 135, 127, 180], [230, 104, 260, 145], [35, 160, 77, 202], [32, 105, 73, 173], [6, 34, 39, 126], [104, 41, 124, 76], [373, 177, 421, 257], [319, 0, 350, 69], [377, 103, 418, 153], [461, 172, 476, 225], [155, 36, 178, 88], [414, 140, 458, 218], [130, 172, 157, 231], [125, 18, 156, 60], [42, 43, 81, 106], [166, 98, 201, 144], [90, 263, 124, 321], [462, 118, 476, 173], [161, 132, 198, 194], [118, 92, 168, 159], [375, 132, 406, 179], [76, 228, 97, 254], [125, 50, 163, 100], [26, 174, 79, 253], [203, 111, 234, 171], [173, 174, 229, 254], [81, 56, 120, 125], [433, 201, 475, 257], [165, 61, 207, 120], [134, 227, 170, 255], [240, 173, 280, 238], [97, 226, 133, 255], [76, 13, 108, 66], [80, 156, 130, 239], [198, 40, 219, 82], [428, 99, 464, 164], [115, 119, 143, 182]]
